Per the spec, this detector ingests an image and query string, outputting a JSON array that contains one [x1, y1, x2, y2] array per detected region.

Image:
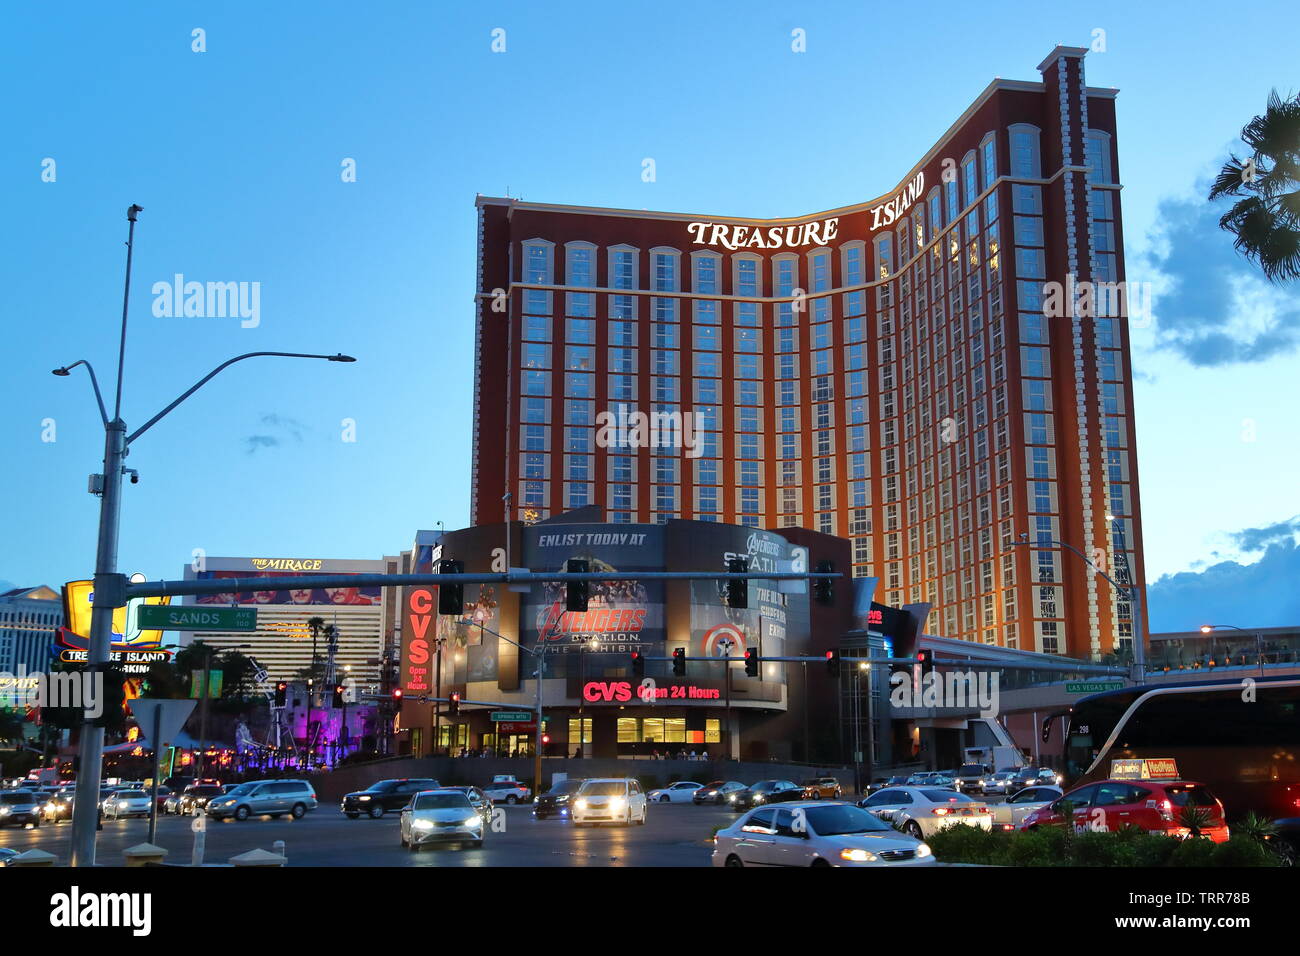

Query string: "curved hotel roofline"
[[476, 52, 1118, 229]]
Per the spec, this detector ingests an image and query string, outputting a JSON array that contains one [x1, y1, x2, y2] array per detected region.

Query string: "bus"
[[1060, 676, 1300, 821]]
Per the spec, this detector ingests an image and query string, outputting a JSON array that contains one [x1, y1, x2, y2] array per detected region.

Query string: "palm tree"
[[1209, 90, 1300, 282]]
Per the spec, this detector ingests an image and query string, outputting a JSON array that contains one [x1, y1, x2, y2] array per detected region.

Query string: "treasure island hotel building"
[[472, 46, 1146, 662]]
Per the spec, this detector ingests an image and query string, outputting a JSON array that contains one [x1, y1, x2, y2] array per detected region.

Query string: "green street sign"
[[1065, 680, 1125, 694], [136, 605, 258, 632], [491, 711, 533, 722]]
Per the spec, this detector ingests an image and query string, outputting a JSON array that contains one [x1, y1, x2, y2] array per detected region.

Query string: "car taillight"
[[933, 807, 950, 816], [1158, 799, 1174, 821]]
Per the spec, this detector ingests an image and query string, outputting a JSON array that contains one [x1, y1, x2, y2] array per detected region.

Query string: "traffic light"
[[917, 649, 935, 676], [826, 649, 841, 677], [672, 647, 686, 677], [813, 560, 835, 605], [274, 681, 287, 707], [542, 733, 551, 745], [392, 688, 403, 701], [91, 666, 128, 733], [566, 559, 589, 612], [438, 559, 464, 615], [332, 684, 345, 708], [448, 691, 461, 716], [631, 651, 645, 678], [724, 556, 748, 608], [744, 648, 759, 678]]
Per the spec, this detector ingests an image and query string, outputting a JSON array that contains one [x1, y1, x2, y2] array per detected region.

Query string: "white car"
[[713, 802, 937, 867], [648, 781, 704, 804], [103, 790, 153, 819], [992, 785, 1062, 830], [482, 781, 532, 804], [572, 778, 648, 826], [857, 786, 993, 839], [400, 789, 484, 849]]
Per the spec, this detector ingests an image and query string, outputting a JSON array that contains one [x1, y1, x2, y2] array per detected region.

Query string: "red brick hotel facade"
[[472, 46, 1146, 661]]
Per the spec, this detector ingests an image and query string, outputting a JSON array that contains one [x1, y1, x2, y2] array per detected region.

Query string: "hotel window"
[[651, 323, 678, 348], [843, 242, 865, 285], [566, 318, 595, 344], [810, 251, 831, 292], [521, 397, 547, 424], [1021, 346, 1048, 378], [736, 325, 761, 353], [1085, 130, 1114, 185], [944, 178, 959, 224], [962, 152, 978, 208], [609, 374, 635, 401], [737, 354, 759, 379], [1008, 124, 1042, 178], [521, 369, 548, 396], [1027, 413, 1051, 444], [1102, 383, 1124, 415], [522, 315, 551, 342], [777, 327, 797, 353], [609, 347, 636, 373], [874, 235, 893, 279], [565, 242, 596, 317], [694, 352, 720, 377], [521, 425, 547, 451], [735, 257, 760, 296], [1014, 215, 1043, 247], [651, 350, 678, 376], [564, 427, 592, 454], [981, 133, 997, 189], [1029, 447, 1053, 479], [1015, 248, 1045, 279], [740, 460, 760, 486], [698, 486, 719, 514], [610, 246, 638, 289], [694, 299, 719, 324], [609, 455, 634, 482], [522, 342, 551, 369], [522, 480, 545, 507], [843, 290, 865, 316], [694, 325, 720, 351], [652, 297, 677, 323], [564, 372, 594, 398], [609, 321, 635, 347], [565, 345, 594, 371], [773, 256, 797, 296], [692, 252, 721, 293], [1011, 184, 1042, 215], [1019, 313, 1047, 345], [650, 248, 679, 291], [697, 459, 718, 484], [740, 487, 760, 515], [564, 399, 594, 426], [522, 453, 546, 480]]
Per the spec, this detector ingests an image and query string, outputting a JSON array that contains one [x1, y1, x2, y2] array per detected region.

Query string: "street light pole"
[[57, 209, 357, 867]]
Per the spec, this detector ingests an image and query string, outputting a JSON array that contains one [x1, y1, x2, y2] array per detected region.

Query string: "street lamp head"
[[328, 354, 357, 363], [1200, 625, 1213, 634], [52, 367, 71, 376]]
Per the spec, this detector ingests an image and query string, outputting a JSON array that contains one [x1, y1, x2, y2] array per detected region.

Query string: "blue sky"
[[2, 1, 1298, 633]]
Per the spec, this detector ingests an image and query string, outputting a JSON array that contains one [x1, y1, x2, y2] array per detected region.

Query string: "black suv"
[[342, 778, 440, 818], [534, 778, 585, 819]]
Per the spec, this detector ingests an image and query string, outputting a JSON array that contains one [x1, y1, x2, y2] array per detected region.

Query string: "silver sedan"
[[992, 785, 1063, 830], [400, 790, 485, 849], [103, 790, 153, 819], [713, 802, 936, 867]]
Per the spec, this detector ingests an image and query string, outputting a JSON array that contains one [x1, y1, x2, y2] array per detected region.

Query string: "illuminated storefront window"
[[568, 717, 592, 744]]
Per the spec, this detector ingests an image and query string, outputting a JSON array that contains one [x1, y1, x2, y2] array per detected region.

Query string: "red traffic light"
[[542, 733, 551, 745], [393, 688, 403, 699], [826, 651, 834, 660]]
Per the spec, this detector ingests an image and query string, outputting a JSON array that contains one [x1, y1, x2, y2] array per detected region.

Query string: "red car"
[[1020, 778, 1230, 843]]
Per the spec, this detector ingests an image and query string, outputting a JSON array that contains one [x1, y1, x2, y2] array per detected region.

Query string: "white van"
[[572, 778, 647, 827]]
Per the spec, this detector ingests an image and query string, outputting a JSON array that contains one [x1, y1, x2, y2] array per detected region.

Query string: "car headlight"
[[0, 807, 11, 816], [727, 793, 737, 802], [465, 816, 482, 827], [609, 796, 625, 811], [753, 794, 763, 803], [575, 798, 587, 811], [840, 848, 878, 862], [556, 795, 569, 803], [413, 819, 434, 830], [917, 843, 932, 858], [358, 795, 371, 801]]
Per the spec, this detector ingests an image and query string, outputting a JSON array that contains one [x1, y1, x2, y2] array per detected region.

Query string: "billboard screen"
[[521, 525, 665, 656], [190, 570, 382, 606]]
